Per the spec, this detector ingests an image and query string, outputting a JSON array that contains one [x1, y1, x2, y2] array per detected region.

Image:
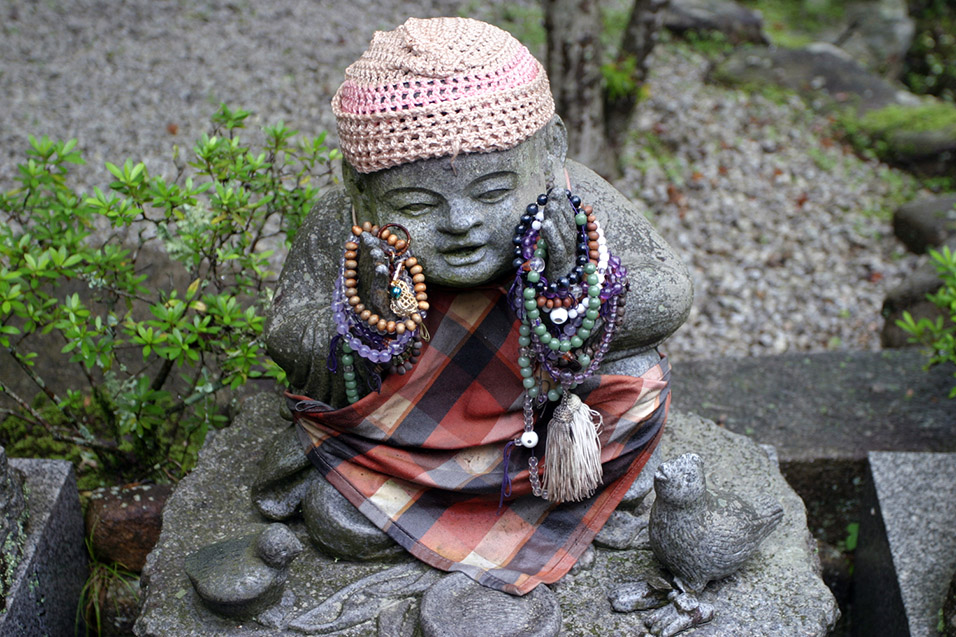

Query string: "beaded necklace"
[[330, 222, 429, 403], [506, 186, 629, 503]]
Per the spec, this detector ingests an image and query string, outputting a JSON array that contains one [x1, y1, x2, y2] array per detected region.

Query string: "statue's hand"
[[540, 190, 578, 285], [355, 231, 398, 324]]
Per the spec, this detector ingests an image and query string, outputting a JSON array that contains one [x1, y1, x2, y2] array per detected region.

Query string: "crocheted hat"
[[332, 17, 555, 174]]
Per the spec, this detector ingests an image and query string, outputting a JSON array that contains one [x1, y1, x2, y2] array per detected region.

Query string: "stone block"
[[853, 452, 956, 637], [1, 458, 87, 636], [86, 483, 171, 572], [136, 394, 837, 636]]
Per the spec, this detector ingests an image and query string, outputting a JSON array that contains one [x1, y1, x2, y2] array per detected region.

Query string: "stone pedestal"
[[136, 393, 837, 636], [853, 452, 956, 637], [1, 455, 87, 636]]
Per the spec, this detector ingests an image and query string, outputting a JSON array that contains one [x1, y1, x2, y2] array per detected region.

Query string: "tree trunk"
[[605, 0, 670, 150], [543, 0, 670, 179], [544, 0, 615, 178]]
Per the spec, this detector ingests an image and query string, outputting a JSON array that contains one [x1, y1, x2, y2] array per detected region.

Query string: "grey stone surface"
[[594, 509, 650, 550], [136, 394, 837, 636], [893, 195, 956, 255], [853, 452, 956, 637], [671, 350, 956, 464], [252, 424, 315, 521], [711, 43, 904, 113], [878, 126, 956, 177], [663, 0, 767, 44], [2, 457, 86, 637]]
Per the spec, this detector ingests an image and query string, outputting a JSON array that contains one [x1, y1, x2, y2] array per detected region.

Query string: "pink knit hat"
[[332, 17, 555, 174]]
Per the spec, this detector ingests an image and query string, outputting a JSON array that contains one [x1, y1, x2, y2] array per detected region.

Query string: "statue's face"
[[353, 137, 553, 287]]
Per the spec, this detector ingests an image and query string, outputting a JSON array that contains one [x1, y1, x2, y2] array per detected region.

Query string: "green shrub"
[[897, 244, 956, 398], [0, 105, 338, 483]]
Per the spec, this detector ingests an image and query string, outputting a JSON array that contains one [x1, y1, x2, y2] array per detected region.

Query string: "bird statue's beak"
[[654, 465, 668, 483]]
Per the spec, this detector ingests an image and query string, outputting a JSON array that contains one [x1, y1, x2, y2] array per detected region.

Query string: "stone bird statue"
[[644, 452, 784, 636], [186, 523, 304, 618]]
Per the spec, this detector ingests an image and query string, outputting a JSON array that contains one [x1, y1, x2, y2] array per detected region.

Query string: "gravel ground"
[[0, 0, 924, 364]]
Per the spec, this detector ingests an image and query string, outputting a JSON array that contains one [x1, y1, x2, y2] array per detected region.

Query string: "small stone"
[[420, 573, 561, 637]]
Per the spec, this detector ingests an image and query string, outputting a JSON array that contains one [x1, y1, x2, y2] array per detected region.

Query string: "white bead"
[[550, 307, 569, 324], [531, 220, 542, 230], [568, 309, 578, 319], [521, 431, 539, 448]]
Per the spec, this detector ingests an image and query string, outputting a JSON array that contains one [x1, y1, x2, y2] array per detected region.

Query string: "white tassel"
[[542, 391, 603, 503]]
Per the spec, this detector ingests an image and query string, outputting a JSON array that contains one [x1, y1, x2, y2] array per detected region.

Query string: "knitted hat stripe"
[[332, 17, 556, 174], [336, 47, 540, 117]]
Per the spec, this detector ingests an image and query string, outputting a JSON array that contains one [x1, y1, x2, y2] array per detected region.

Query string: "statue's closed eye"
[[473, 188, 512, 204], [397, 202, 436, 215], [382, 189, 442, 216], [467, 171, 518, 205]]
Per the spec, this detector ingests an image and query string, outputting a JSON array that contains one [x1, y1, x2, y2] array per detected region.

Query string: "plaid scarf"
[[289, 286, 670, 595]]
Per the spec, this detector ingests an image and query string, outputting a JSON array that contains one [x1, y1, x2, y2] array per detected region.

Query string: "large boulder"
[[711, 43, 906, 113], [663, 0, 767, 44]]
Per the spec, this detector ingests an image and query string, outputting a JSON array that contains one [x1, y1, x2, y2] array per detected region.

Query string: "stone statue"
[[165, 17, 830, 636], [644, 452, 783, 635], [259, 14, 691, 592]]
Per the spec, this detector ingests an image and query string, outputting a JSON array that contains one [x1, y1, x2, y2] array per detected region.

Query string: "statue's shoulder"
[[308, 185, 352, 225], [295, 185, 353, 249], [565, 160, 649, 226]]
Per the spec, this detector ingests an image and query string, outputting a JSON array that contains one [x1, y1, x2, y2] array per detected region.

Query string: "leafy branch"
[[0, 105, 339, 483]]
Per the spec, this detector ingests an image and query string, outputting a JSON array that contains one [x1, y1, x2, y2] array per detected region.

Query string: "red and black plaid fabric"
[[288, 286, 670, 595]]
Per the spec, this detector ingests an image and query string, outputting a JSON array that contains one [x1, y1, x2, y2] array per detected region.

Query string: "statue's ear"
[[546, 115, 569, 165], [342, 161, 373, 224]]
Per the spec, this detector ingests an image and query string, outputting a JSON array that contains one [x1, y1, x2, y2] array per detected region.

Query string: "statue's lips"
[[439, 244, 487, 266]]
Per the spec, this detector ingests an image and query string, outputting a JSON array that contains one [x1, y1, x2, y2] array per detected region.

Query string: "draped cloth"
[[288, 286, 670, 595]]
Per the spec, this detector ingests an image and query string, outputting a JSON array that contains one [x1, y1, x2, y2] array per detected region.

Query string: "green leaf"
[[105, 162, 124, 180]]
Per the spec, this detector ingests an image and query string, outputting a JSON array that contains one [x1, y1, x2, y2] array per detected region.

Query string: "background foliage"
[[0, 105, 337, 487]]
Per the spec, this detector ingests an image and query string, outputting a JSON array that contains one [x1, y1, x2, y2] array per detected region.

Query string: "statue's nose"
[[440, 199, 481, 234]]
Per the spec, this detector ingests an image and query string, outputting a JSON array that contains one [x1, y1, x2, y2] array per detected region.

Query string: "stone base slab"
[[136, 393, 837, 636]]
